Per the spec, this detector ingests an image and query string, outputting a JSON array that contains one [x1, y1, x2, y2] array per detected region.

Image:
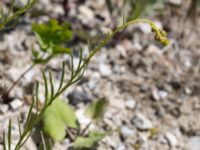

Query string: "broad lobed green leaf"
[[42, 98, 78, 141]]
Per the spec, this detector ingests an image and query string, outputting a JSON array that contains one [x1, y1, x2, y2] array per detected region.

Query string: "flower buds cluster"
[[151, 26, 170, 46]]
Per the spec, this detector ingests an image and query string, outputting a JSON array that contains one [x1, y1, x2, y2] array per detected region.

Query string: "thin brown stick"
[[66, 127, 75, 141], [187, 0, 197, 23], [6, 64, 35, 96], [80, 121, 92, 136]]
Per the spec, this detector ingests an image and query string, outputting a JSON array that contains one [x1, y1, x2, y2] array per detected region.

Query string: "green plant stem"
[[0, 0, 38, 29], [13, 18, 169, 149], [51, 19, 164, 101]]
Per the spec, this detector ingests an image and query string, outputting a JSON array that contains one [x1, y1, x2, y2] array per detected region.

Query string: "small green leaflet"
[[85, 98, 108, 122], [32, 19, 72, 64]]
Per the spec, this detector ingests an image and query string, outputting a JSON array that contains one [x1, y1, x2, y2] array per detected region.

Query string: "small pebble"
[[99, 63, 112, 77], [187, 136, 200, 150], [10, 99, 23, 110], [125, 99, 136, 109], [76, 109, 91, 127], [133, 113, 153, 130], [158, 90, 168, 99], [67, 90, 92, 105], [116, 144, 126, 150], [165, 132, 178, 147], [87, 80, 97, 90], [121, 126, 134, 138], [169, 0, 182, 6], [78, 5, 95, 23], [145, 44, 162, 55], [0, 104, 9, 114]]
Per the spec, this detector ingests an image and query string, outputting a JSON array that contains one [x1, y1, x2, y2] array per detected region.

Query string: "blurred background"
[[0, 0, 200, 149]]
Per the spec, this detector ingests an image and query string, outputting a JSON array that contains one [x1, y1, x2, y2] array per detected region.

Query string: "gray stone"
[[67, 90, 92, 105], [87, 80, 97, 90]]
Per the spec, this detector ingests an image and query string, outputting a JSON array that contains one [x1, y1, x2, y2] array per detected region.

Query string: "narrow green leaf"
[[35, 81, 40, 113], [42, 72, 48, 106], [49, 70, 54, 100], [57, 61, 65, 93], [70, 53, 74, 78], [8, 120, 11, 150], [25, 96, 35, 128], [75, 49, 83, 75], [17, 117, 22, 137], [3, 131, 7, 150], [38, 138, 52, 150], [7, 0, 15, 18]]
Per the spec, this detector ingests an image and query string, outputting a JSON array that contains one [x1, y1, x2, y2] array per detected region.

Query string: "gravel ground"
[[0, 0, 200, 150]]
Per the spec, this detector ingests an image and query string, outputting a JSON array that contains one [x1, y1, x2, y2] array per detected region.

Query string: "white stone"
[[0, 104, 9, 114], [73, 57, 81, 71], [145, 44, 162, 55], [137, 134, 149, 150], [158, 90, 168, 99], [125, 99, 136, 109], [138, 21, 162, 34], [7, 68, 21, 81], [102, 136, 118, 148], [187, 136, 200, 150], [53, 5, 65, 15], [78, 6, 95, 22], [23, 137, 38, 150], [116, 144, 126, 150], [99, 63, 112, 77], [133, 113, 153, 130], [24, 69, 35, 82], [139, 23, 152, 34], [152, 89, 160, 101], [133, 42, 142, 51], [169, 0, 182, 6], [152, 89, 168, 101], [116, 44, 127, 57], [10, 99, 23, 110], [76, 109, 91, 127], [87, 80, 97, 90], [121, 126, 134, 138], [165, 132, 178, 147]]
